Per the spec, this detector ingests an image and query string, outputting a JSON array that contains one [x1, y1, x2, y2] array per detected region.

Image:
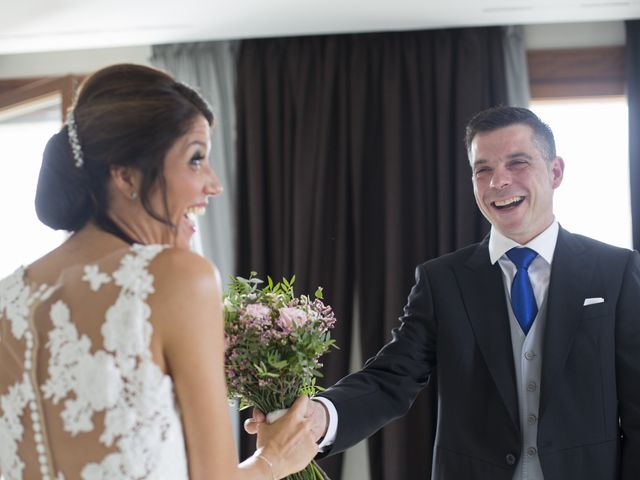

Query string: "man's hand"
[[245, 398, 329, 443]]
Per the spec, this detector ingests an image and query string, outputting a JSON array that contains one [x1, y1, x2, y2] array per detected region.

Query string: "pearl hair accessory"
[[66, 110, 84, 168]]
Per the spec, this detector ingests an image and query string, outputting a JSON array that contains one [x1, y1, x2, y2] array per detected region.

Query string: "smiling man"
[[287, 106, 640, 480]]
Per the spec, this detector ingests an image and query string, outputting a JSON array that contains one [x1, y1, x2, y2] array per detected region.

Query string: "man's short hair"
[[464, 106, 556, 162]]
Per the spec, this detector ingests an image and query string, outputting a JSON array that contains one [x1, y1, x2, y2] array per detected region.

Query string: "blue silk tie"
[[506, 247, 538, 334]]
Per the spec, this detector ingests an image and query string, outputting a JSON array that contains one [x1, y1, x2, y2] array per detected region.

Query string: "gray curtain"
[[151, 42, 238, 283], [503, 25, 530, 107]]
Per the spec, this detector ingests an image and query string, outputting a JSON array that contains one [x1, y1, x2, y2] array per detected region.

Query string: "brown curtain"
[[627, 20, 640, 251], [236, 27, 508, 479]]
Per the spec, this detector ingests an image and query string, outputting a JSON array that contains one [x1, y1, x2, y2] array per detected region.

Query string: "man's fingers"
[[288, 395, 310, 418]]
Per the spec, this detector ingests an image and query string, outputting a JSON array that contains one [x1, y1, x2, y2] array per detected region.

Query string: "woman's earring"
[[131, 191, 138, 200]]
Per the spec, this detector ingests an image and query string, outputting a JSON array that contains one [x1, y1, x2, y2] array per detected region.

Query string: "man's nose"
[[490, 166, 511, 189]]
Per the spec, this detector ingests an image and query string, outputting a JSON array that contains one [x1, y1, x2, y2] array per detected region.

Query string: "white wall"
[[0, 20, 626, 80], [0, 45, 152, 78], [524, 20, 625, 49]]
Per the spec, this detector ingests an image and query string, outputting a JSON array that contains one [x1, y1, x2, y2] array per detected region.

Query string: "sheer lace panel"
[[0, 245, 189, 480]]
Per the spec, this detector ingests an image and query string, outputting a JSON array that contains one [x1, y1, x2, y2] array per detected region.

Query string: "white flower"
[[113, 253, 156, 297], [82, 265, 112, 292], [61, 397, 93, 435], [1, 385, 25, 439], [81, 453, 122, 480], [100, 405, 136, 446], [75, 351, 122, 411], [103, 297, 152, 357], [0, 269, 30, 340], [129, 361, 164, 414], [50, 300, 71, 328], [0, 416, 26, 480], [0, 268, 25, 312]]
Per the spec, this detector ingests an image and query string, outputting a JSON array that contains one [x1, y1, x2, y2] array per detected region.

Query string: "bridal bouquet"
[[223, 273, 337, 480]]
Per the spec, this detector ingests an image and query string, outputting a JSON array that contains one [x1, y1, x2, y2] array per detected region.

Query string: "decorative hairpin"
[[66, 110, 84, 168]]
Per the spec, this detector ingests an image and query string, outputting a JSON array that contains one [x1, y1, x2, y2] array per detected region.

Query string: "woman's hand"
[[254, 396, 319, 479], [245, 398, 329, 443]]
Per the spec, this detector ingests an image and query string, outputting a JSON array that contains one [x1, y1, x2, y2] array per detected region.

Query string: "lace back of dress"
[[0, 267, 57, 480], [0, 244, 189, 480]]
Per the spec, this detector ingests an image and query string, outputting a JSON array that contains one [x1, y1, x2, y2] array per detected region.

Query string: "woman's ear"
[[110, 165, 141, 200]]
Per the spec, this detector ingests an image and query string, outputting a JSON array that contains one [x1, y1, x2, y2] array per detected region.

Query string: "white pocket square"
[[583, 297, 605, 306]]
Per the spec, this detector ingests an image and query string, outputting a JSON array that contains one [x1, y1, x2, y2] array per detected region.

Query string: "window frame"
[[0, 75, 83, 122], [527, 46, 625, 99]]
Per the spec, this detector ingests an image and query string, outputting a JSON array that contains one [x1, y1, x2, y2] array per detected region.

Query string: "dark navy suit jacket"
[[320, 228, 640, 480]]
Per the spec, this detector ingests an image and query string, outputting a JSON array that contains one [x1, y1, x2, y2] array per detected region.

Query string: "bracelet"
[[257, 453, 276, 480]]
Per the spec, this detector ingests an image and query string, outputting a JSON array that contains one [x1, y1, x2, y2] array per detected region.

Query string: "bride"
[[0, 63, 318, 480]]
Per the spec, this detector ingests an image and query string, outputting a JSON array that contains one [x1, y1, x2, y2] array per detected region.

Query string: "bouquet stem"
[[287, 460, 330, 479]]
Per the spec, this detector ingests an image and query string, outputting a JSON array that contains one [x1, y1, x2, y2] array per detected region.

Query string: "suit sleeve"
[[617, 250, 640, 478], [318, 263, 438, 455]]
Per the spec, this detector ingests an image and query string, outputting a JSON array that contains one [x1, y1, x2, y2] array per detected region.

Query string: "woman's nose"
[[205, 168, 223, 197]]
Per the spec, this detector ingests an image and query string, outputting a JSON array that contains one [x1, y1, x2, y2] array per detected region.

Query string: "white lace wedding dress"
[[0, 244, 189, 480]]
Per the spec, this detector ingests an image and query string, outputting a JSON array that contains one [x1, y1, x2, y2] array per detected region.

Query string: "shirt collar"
[[488, 220, 559, 265]]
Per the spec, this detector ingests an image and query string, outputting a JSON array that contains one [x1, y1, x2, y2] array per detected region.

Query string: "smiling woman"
[[0, 63, 319, 480]]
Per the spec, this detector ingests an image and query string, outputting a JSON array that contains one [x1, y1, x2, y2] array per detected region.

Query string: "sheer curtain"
[[151, 42, 238, 283], [236, 27, 509, 479], [503, 25, 530, 107]]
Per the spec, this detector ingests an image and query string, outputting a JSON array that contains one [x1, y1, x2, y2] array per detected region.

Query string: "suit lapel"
[[539, 228, 593, 417], [454, 238, 520, 431]]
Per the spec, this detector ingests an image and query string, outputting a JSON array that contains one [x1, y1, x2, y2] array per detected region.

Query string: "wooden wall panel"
[[527, 47, 625, 99], [0, 75, 83, 121]]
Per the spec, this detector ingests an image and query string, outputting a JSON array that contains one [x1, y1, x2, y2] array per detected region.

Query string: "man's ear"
[[550, 156, 564, 189], [110, 165, 140, 199]]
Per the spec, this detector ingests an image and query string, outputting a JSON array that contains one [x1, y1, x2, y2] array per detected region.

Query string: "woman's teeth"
[[185, 206, 206, 220]]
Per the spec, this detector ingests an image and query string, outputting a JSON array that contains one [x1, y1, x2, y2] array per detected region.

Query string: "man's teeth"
[[494, 196, 523, 207]]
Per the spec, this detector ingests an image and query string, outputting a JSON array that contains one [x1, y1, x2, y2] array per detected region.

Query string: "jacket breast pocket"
[[582, 301, 611, 320]]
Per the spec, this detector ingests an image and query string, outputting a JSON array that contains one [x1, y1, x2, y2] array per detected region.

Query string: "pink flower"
[[243, 303, 271, 318], [277, 307, 308, 330]]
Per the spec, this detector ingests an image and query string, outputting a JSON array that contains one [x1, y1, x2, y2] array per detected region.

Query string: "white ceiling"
[[1, 0, 639, 55]]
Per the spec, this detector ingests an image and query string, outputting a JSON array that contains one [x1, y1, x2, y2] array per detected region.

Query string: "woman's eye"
[[190, 155, 204, 168]]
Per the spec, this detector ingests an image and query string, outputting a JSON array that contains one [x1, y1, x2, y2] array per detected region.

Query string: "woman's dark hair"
[[35, 63, 213, 240], [464, 106, 556, 162]]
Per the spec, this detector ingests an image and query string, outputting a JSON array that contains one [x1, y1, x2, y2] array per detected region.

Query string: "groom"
[[248, 106, 640, 479]]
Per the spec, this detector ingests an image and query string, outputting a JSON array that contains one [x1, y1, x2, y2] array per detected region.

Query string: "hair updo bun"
[[34, 64, 213, 238], [35, 127, 91, 231]]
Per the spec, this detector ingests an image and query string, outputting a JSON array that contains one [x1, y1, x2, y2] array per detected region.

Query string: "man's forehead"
[[470, 125, 536, 155]]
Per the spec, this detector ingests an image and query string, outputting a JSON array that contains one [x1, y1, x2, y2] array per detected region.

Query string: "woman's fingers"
[[244, 407, 266, 434]]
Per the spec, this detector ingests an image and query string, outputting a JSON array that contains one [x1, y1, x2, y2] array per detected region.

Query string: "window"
[[0, 95, 66, 278], [528, 47, 631, 249], [530, 97, 631, 248]]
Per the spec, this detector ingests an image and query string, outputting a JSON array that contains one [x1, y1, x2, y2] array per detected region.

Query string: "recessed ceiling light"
[[482, 6, 535, 12], [581, 1, 631, 5]]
